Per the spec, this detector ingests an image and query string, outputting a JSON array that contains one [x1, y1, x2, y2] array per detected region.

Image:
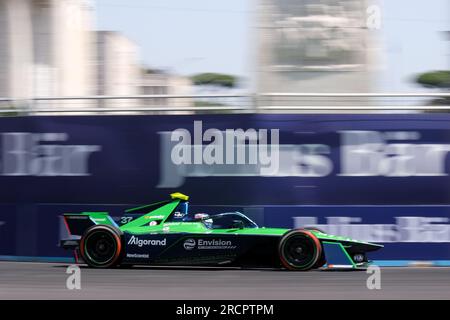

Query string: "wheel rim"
[[84, 231, 118, 266], [282, 234, 317, 269]]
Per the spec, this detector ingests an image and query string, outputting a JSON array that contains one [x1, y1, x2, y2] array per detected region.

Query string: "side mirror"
[[232, 220, 245, 229]]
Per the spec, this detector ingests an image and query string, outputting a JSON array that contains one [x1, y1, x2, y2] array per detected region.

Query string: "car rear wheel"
[[80, 225, 123, 268], [278, 229, 322, 271]]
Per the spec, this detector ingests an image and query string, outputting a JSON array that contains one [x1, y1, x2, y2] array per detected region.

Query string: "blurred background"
[[0, 0, 448, 112]]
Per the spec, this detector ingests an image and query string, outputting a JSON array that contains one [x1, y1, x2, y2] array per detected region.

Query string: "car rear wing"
[[63, 212, 118, 236], [62, 193, 190, 236]]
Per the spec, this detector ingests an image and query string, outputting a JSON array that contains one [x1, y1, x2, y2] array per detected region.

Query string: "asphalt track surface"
[[0, 262, 449, 299]]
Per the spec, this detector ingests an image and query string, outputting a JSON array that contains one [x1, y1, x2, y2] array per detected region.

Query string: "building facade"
[[0, 0, 96, 107], [255, 0, 379, 102], [96, 31, 140, 108], [140, 70, 193, 110], [0, 0, 194, 112]]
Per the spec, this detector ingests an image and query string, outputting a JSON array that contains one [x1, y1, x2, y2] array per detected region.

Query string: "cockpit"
[[168, 200, 258, 230], [200, 212, 259, 229]]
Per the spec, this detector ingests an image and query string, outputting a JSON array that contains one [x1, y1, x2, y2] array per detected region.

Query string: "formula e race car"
[[60, 193, 383, 271]]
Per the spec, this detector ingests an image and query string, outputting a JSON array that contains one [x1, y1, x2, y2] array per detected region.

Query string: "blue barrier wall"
[[1, 114, 450, 263]]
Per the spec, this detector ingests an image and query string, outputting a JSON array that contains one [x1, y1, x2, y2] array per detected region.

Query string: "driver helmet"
[[194, 213, 209, 220]]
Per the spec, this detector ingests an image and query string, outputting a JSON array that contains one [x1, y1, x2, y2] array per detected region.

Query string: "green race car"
[[60, 193, 383, 271]]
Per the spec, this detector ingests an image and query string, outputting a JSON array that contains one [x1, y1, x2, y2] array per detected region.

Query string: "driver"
[[183, 212, 209, 222], [170, 201, 211, 222]]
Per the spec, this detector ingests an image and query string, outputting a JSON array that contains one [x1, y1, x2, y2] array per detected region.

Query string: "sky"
[[92, 0, 449, 92], [93, 0, 252, 77], [378, 0, 449, 91]]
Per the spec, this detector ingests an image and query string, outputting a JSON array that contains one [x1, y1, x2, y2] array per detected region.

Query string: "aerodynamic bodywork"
[[60, 193, 383, 271]]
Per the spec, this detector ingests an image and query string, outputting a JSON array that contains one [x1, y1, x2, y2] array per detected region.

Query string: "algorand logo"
[[128, 236, 167, 247]]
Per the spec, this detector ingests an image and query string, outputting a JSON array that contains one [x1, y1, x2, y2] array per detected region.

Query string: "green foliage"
[[193, 101, 226, 107], [143, 68, 164, 75], [416, 71, 450, 88], [191, 73, 237, 88]]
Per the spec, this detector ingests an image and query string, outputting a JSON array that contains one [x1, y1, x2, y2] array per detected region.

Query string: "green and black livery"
[[60, 193, 383, 271]]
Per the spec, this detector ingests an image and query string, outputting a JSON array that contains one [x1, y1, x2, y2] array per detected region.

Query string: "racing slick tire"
[[302, 227, 327, 269], [303, 227, 326, 234], [278, 229, 322, 271], [80, 225, 123, 268]]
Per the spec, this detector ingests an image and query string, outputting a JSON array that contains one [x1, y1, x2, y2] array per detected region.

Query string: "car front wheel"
[[278, 229, 322, 271]]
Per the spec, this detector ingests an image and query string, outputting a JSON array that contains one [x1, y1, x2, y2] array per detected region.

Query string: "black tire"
[[302, 227, 326, 268], [312, 254, 326, 269], [278, 229, 322, 271], [80, 225, 123, 268], [303, 227, 326, 234]]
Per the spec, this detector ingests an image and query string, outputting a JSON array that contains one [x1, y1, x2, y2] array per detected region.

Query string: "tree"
[[189, 73, 239, 114], [415, 70, 450, 109], [416, 71, 450, 89], [190, 73, 238, 88]]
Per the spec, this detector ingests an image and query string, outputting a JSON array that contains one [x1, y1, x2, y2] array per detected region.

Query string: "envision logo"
[[127, 236, 166, 247], [183, 238, 196, 250], [183, 238, 236, 250], [198, 239, 233, 249]]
